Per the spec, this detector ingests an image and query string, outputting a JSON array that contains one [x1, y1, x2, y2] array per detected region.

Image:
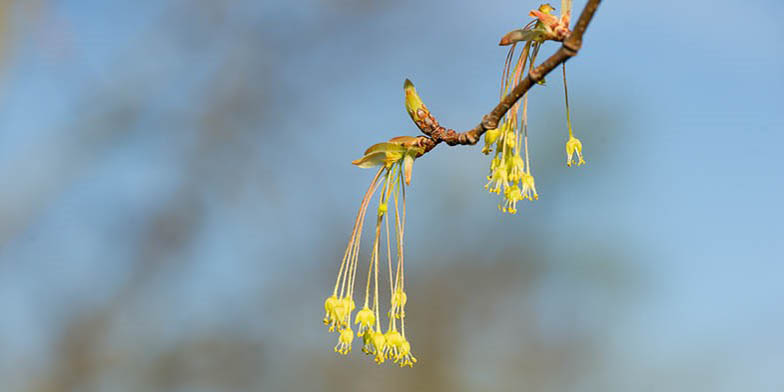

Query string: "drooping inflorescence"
[[323, 126, 422, 367], [485, 1, 585, 214], [325, 0, 598, 367]]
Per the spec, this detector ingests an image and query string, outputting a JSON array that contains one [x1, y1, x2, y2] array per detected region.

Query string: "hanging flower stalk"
[[484, 14, 545, 214], [562, 62, 585, 167], [324, 0, 603, 367], [323, 83, 426, 367], [483, 1, 585, 214]]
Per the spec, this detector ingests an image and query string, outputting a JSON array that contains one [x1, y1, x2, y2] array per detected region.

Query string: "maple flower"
[[503, 185, 524, 214], [361, 328, 388, 364], [396, 338, 417, 368], [481, 128, 501, 155], [325, 80, 425, 366], [562, 63, 585, 167], [322, 295, 339, 327], [334, 327, 354, 355], [485, 163, 509, 195], [521, 172, 539, 200], [485, 33, 542, 215], [383, 328, 404, 360], [566, 135, 585, 167], [390, 287, 407, 319], [355, 306, 376, 336]]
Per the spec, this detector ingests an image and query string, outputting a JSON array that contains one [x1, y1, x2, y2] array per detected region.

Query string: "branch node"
[[562, 40, 580, 56], [460, 132, 478, 145], [528, 69, 543, 82], [481, 114, 498, 130], [405, 0, 600, 158]]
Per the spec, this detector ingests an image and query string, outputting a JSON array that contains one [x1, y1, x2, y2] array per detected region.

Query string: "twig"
[[413, 0, 602, 154]]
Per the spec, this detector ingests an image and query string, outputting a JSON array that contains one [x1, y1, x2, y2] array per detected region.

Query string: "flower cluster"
[[486, 1, 585, 214], [482, 111, 538, 215], [323, 133, 422, 367], [325, 2, 592, 367]]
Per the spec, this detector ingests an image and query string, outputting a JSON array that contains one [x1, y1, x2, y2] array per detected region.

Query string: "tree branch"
[[414, 0, 602, 154]]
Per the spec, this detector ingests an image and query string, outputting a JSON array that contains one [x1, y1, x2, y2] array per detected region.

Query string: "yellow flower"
[[383, 329, 404, 360], [504, 129, 516, 149], [521, 172, 539, 200], [338, 296, 354, 315], [381, 328, 416, 367], [361, 330, 386, 364], [562, 62, 585, 167], [503, 185, 523, 214], [334, 327, 354, 355], [322, 295, 339, 326], [481, 128, 501, 155], [390, 288, 407, 319], [323, 295, 354, 332], [485, 166, 508, 194], [325, 132, 420, 366], [395, 338, 417, 368], [360, 329, 374, 354], [486, 32, 544, 215], [328, 296, 354, 332], [566, 135, 585, 167], [507, 154, 525, 182], [355, 306, 375, 336]]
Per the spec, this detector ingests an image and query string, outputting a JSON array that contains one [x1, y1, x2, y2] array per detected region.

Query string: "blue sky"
[[0, 1, 782, 390]]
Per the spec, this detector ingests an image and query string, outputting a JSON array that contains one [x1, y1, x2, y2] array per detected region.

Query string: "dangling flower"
[[481, 128, 501, 155], [562, 63, 585, 167], [324, 81, 424, 366], [334, 327, 354, 355], [503, 185, 524, 214], [521, 172, 539, 200], [485, 30, 542, 215], [383, 328, 404, 360], [396, 338, 417, 367], [390, 287, 407, 319], [361, 329, 387, 364], [322, 294, 339, 328], [485, 3, 584, 213], [334, 297, 355, 330], [355, 306, 375, 336], [323, 294, 354, 332], [507, 154, 525, 182], [566, 135, 584, 167], [485, 163, 508, 194]]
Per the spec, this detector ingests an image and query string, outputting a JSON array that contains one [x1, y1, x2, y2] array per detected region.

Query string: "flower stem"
[[563, 63, 573, 138]]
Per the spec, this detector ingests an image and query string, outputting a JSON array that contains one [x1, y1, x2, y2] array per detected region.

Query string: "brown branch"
[[415, 0, 602, 154]]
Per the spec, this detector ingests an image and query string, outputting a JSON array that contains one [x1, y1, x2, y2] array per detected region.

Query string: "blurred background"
[[0, 0, 782, 391]]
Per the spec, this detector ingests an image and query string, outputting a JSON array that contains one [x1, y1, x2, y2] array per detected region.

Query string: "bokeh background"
[[1, 0, 782, 391]]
